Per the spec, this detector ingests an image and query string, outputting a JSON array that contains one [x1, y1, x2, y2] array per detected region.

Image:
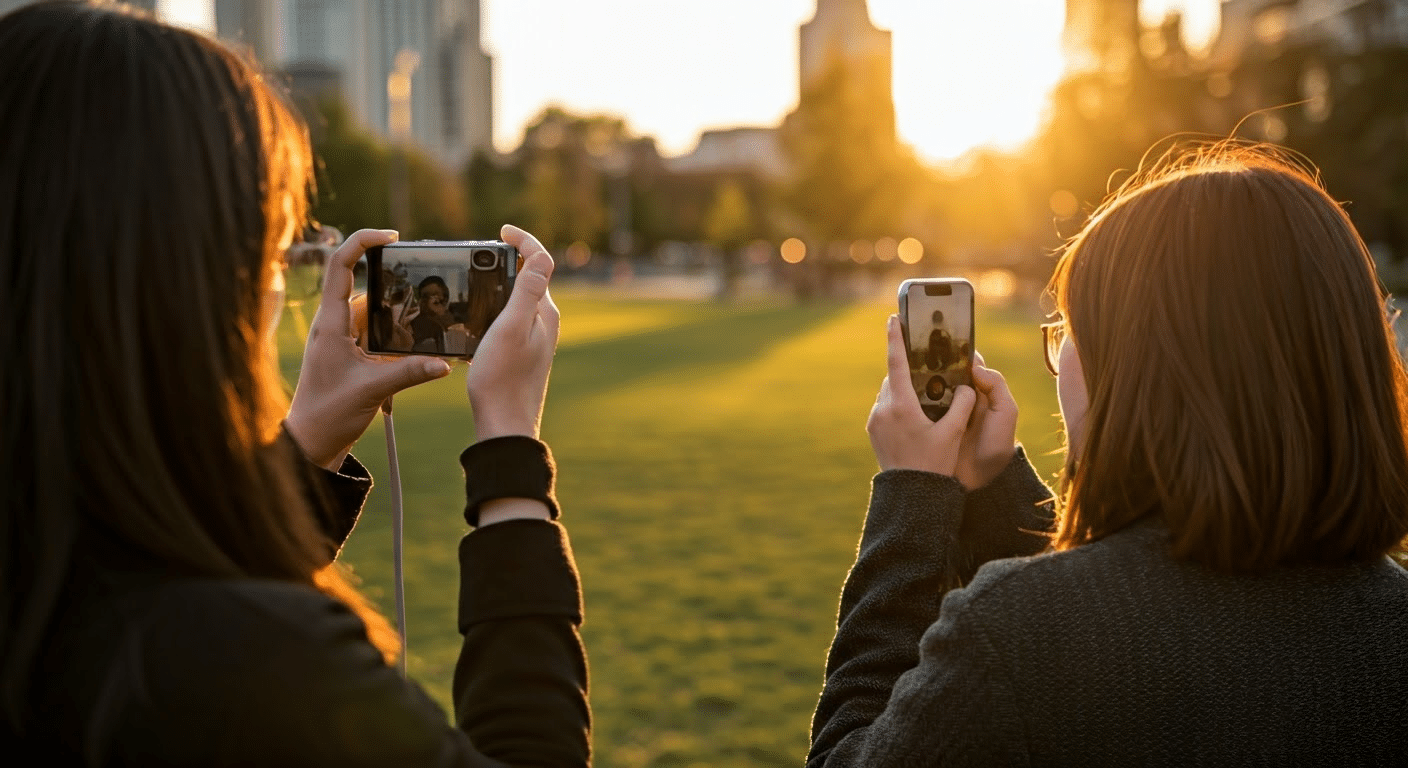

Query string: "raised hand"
[[285, 229, 453, 470], [868, 315, 978, 476], [465, 224, 560, 442], [953, 352, 1019, 491]]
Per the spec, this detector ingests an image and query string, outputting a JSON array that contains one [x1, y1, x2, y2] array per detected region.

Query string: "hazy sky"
[[159, 0, 1221, 163]]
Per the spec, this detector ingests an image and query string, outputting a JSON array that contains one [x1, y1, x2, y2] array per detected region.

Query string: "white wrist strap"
[[382, 405, 408, 677]]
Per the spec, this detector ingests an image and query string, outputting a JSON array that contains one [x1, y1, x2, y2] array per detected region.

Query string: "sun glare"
[[874, 0, 1066, 164]]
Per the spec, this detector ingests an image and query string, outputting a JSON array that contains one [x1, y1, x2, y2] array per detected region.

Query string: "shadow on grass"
[[548, 302, 850, 402]]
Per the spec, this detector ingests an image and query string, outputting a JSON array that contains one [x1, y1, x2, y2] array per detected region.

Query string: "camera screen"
[[367, 244, 515, 358], [905, 282, 974, 413]]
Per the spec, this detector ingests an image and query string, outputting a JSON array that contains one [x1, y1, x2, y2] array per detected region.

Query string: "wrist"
[[471, 409, 539, 441], [460, 436, 559, 526], [477, 499, 552, 527], [283, 415, 347, 472]]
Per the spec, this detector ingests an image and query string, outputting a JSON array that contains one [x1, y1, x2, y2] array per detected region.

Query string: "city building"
[[666, 127, 786, 177], [798, 0, 893, 126], [670, 0, 894, 178], [214, 0, 494, 169]]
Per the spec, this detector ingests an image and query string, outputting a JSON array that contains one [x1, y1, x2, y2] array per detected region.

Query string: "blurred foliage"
[[705, 180, 755, 297], [307, 98, 464, 239], [1019, 15, 1408, 289], [780, 54, 932, 245]]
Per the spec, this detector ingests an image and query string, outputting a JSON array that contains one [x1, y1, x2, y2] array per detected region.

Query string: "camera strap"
[[382, 404, 409, 677]]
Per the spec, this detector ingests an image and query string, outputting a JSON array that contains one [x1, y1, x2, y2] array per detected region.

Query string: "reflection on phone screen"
[[906, 283, 974, 414]]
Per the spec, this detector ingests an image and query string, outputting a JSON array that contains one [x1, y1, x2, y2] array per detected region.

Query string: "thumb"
[[498, 251, 554, 333], [939, 385, 978, 431], [371, 356, 453, 399]]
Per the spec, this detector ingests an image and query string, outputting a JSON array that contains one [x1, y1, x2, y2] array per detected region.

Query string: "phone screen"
[[901, 279, 974, 420], [366, 243, 516, 358]]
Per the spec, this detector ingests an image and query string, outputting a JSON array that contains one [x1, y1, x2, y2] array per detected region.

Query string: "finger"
[[972, 364, 1018, 413], [314, 229, 397, 337], [498, 249, 555, 336], [537, 288, 561, 343], [368, 355, 453, 399], [501, 223, 549, 261], [885, 315, 925, 419], [939, 384, 978, 431], [973, 350, 987, 368]]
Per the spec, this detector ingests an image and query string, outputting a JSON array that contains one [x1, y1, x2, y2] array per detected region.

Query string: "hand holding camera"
[[466, 224, 559, 442], [284, 229, 455, 470]]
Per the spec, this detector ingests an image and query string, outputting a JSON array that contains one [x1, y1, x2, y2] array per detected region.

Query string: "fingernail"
[[425, 359, 451, 377], [382, 229, 399, 241]]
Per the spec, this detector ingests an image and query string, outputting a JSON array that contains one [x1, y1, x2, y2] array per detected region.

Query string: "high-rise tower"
[[214, 0, 494, 168], [797, 0, 894, 136]]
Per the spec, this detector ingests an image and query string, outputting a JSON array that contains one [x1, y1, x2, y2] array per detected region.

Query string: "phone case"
[[898, 278, 975, 421]]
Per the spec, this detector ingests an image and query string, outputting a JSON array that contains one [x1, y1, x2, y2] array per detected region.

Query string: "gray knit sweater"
[[808, 450, 1408, 766]]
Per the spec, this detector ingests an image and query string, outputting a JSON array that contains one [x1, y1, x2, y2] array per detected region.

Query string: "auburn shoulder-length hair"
[[0, 1, 395, 727], [1047, 142, 1408, 572]]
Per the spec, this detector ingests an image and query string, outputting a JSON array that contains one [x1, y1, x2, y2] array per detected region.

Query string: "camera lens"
[[925, 375, 947, 401], [471, 249, 499, 271]]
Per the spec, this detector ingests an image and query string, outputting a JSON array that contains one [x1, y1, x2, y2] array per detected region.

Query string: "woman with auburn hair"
[[809, 143, 1408, 766], [1, 3, 587, 765]]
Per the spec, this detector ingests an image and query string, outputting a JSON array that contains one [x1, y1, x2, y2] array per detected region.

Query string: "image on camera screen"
[[907, 286, 973, 411], [369, 245, 512, 358]]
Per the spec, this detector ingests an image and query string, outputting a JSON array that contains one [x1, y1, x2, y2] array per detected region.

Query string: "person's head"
[[1046, 142, 1408, 572], [0, 1, 393, 725], [418, 275, 450, 315], [932, 310, 944, 325]]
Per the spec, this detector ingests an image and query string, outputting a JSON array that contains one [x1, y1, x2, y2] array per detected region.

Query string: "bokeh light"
[[1049, 190, 1079, 219], [897, 237, 924, 265], [566, 240, 592, 268], [976, 269, 1018, 301], [874, 237, 898, 263], [780, 237, 806, 264], [849, 240, 873, 264]]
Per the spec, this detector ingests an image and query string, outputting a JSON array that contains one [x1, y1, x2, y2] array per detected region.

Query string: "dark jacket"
[[809, 450, 1408, 766], [19, 438, 589, 766]]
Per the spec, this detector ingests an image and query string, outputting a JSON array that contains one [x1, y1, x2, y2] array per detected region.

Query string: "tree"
[[308, 98, 464, 239], [780, 54, 928, 244], [704, 179, 755, 298]]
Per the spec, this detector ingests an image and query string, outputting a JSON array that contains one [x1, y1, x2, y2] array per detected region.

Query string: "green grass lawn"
[[279, 284, 1066, 767]]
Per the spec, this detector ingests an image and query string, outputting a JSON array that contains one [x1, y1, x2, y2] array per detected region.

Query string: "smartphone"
[[365, 240, 518, 359], [898, 278, 975, 421]]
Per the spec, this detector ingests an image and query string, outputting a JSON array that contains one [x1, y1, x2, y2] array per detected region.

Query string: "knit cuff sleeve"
[[459, 436, 560, 528]]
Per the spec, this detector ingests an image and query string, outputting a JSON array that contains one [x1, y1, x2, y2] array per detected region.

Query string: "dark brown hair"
[[1047, 142, 1408, 572], [0, 1, 395, 728]]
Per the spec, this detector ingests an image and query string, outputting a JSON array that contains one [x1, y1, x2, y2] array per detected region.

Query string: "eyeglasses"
[[1041, 320, 1066, 376]]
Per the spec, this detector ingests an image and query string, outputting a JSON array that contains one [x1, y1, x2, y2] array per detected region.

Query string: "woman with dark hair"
[[809, 144, 1408, 765], [0, 3, 587, 764], [411, 275, 456, 353]]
